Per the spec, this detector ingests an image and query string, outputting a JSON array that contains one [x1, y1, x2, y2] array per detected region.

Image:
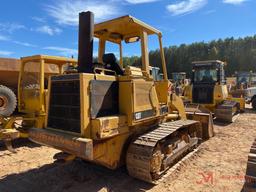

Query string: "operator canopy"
[[94, 15, 162, 43], [192, 60, 225, 67], [78, 12, 167, 80]]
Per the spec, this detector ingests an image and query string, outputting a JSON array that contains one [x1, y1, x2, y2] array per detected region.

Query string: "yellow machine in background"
[[0, 55, 77, 151], [0, 58, 21, 117], [184, 60, 245, 122], [229, 71, 256, 98], [171, 72, 189, 96], [29, 12, 213, 183]]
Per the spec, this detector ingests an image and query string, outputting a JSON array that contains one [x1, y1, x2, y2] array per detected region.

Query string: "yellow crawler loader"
[[0, 55, 77, 151], [29, 12, 213, 183], [184, 60, 245, 123]]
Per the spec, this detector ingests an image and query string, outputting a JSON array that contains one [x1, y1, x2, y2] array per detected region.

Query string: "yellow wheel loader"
[[0, 55, 77, 151], [29, 11, 213, 183], [184, 60, 245, 123]]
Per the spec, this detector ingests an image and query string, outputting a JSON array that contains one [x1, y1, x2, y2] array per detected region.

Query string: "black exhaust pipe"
[[78, 11, 94, 73]]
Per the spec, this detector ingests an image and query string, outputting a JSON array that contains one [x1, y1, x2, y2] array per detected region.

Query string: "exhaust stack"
[[78, 11, 94, 73]]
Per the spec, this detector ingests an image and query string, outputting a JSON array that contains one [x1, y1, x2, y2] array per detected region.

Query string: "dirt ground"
[[0, 107, 256, 192]]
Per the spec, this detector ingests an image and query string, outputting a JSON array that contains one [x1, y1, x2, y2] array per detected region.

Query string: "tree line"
[[122, 35, 256, 78]]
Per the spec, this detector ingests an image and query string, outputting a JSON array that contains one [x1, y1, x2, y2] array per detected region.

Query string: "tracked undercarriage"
[[127, 120, 200, 183], [215, 100, 240, 122], [245, 139, 256, 188]]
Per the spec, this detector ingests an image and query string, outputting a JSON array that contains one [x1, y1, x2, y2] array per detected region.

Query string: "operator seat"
[[103, 53, 124, 75]]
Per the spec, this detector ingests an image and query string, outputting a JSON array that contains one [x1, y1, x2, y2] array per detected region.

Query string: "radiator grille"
[[48, 75, 81, 133]]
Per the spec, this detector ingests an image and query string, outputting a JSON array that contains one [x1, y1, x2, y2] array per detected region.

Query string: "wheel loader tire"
[[0, 85, 17, 116], [252, 98, 256, 110]]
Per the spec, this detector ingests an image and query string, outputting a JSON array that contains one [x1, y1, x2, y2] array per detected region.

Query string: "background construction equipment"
[[0, 55, 77, 151], [184, 60, 245, 122]]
